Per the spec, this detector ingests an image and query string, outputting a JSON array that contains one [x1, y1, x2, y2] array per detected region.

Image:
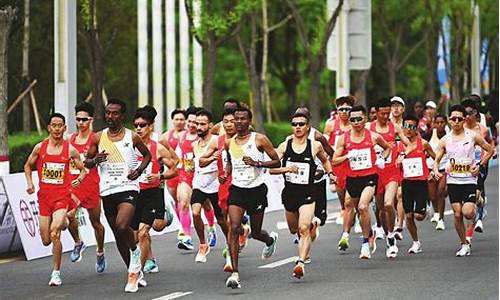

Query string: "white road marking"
[[259, 256, 298, 269], [151, 291, 193, 300]]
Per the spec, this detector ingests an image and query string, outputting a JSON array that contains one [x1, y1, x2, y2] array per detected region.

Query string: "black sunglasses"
[[349, 116, 363, 123], [338, 107, 352, 113], [449, 117, 464, 123], [134, 122, 149, 128], [76, 117, 90, 122], [291, 122, 307, 127]]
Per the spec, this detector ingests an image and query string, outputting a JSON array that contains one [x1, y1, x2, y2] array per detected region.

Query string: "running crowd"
[[23, 94, 496, 291]]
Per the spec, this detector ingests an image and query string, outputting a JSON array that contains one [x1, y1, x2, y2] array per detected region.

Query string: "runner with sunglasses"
[[432, 105, 494, 256], [270, 111, 333, 278], [333, 105, 392, 259], [68, 102, 106, 272], [396, 115, 436, 254]]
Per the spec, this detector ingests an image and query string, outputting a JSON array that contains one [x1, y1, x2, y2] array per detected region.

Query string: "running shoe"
[[354, 217, 362, 234], [474, 220, 483, 233], [386, 238, 398, 258], [408, 241, 422, 254], [195, 243, 210, 263], [165, 208, 174, 227], [223, 253, 233, 273], [310, 217, 320, 242], [455, 243, 471, 257], [125, 270, 141, 293], [143, 258, 159, 273], [226, 272, 241, 289], [338, 236, 349, 251], [292, 261, 305, 279], [208, 226, 217, 247], [70, 241, 86, 263], [435, 219, 445, 230], [138, 273, 147, 288], [394, 228, 403, 241], [261, 232, 278, 259], [373, 225, 385, 240], [359, 242, 371, 259], [239, 224, 250, 249], [368, 232, 377, 254], [48, 271, 62, 286], [95, 252, 106, 273], [129, 247, 142, 273], [177, 237, 194, 251], [293, 236, 300, 244], [304, 257, 311, 264], [430, 213, 439, 223]]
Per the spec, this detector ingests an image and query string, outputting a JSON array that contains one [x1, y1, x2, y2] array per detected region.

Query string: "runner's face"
[[187, 114, 197, 134], [48, 117, 66, 139], [425, 107, 436, 118], [291, 116, 309, 138], [449, 111, 465, 130], [234, 111, 251, 133], [434, 117, 446, 131], [105, 104, 124, 128], [222, 114, 236, 135], [369, 107, 377, 121], [75, 111, 92, 132], [391, 103, 404, 118], [134, 117, 151, 140], [376, 107, 391, 124], [196, 115, 211, 138], [172, 113, 186, 131], [414, 103, 424, 116], [403, 120, 418, 138], [337, 103, 351, 121], [349, 111, 366, 131]]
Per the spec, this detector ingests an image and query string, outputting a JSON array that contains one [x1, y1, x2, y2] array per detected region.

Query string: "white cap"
[[425, 100, 437, 109], [390, 96, 405, 106]]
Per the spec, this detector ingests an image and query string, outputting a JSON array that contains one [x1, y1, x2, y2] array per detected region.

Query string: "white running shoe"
[[455, 243, 471, 257], [261, 232, 278, 259], [374, 226, 385, 240], [359, 243, 371, 259], [48, 271, 62, 286], [128, 247, 142, 273], [226, 272, 241, 289], [195, 244, 210, 263], [138, 271, 147, 288], [408, 241, 422, 254], [125, 271, 141, 293], [435, 219, 445, 230], [386, 244, 398, 258], [474, 220, 483, 233], [430, 213, 439, 223], [354, 217, 362, 234]]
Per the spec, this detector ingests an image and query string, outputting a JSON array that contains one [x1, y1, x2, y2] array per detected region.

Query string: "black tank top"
[[282, 139, 317, 192]]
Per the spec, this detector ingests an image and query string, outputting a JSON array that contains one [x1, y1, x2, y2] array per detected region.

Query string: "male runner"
[[224, 106, 280, 289], [24, 113, 87, 286], [132, 106, 178, 274], [432, 105, 493, 256], [333, 105, 391, 259], [397, 115, 436, 254], [390, 96, 405, 240], [271, 111, 333, 278], [68, 102, 106, 272], [84, 98, 151, 292], [211, 98, 240, 135]]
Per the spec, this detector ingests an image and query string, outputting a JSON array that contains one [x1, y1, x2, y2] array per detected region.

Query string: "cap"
[[390, 96, 405, 106], [425, 101, 437, 109]]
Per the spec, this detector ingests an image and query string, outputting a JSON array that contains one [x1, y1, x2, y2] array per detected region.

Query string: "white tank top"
[[308, 128, 326, 183], [98, 128, 139, 196], [426, 129, 448, 171], [229, 133, 265, 188], [192, 135, 219, 193], [444, 130, 477, 185]]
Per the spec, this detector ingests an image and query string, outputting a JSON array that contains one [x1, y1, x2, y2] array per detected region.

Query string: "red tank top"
[[36, 139, 71, 191], [399, 137, 429, 181], [138, 140, 161, 190], [328, 118, 349, 146], [180, 132, 199, 172], [167, 129, 183, 150], [69, 132, 99, 183], [344, 129, 377, 177], [370, 121, 397, 165]]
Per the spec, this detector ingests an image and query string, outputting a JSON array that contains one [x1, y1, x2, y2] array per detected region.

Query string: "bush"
[[8, 133, 45, 173], [264, 121, 326, 147]]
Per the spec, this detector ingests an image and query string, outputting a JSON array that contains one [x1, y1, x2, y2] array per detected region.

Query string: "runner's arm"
[[251, 134, 280, 168], [432, 138, 446, 176], [158, 133, 180, 165], [24, 143, 41, 194], [396, 126, 416, 153], [83, 132, 106, 168], [474, 133, 495, 166], [199, 138, 219, 167], [211, 122, 221, 135], [131, 133, 152, 179], [422, 140, 436, 160], [331, 135, 348, 166], [315, 131, 334, 157], [69, 145, 87, 185], [223, 139, 232, 179], [268, 142, 290, 175], [373, 132, 392, 159], [315, 141, 333, 174], [158, 144, 178, 180]]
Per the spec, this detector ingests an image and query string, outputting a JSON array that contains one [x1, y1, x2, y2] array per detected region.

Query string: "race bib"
[[449, 157, 473, 177], [41, 162, 65, 184], [221, 150, 228, 169], [69, 153, 86, 175], [402, 157, 424, 178], [138, 162, 153, 183], [233, 159, 256, 182], [349, 148, 372, 171], [284, 161, 310, 185], [101, 162, 129, 185], [183, 152, 194, 171]]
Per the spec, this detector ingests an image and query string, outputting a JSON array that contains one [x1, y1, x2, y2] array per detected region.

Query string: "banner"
[[0, 179, 22, 253], [437, 16, 451, 101], [480, 39, 490, 95]]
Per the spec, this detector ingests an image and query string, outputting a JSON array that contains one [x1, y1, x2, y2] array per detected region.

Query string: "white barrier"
[[0, 179, 22, 253]]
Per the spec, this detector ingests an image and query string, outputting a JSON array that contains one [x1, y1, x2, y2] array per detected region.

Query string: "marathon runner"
[[24, 113, 87, 286], [390, 96, 405, 241]]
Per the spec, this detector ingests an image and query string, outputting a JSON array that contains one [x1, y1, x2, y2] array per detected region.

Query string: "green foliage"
[[264, 122, 292, 146], [8, 132, 46, 173]]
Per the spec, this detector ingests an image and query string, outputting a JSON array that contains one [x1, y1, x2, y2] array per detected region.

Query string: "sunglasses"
[[403, 123, 418, 130], [338, 107, 352, 113], [76, 117, 90, 122], [465, 108, 477, 116], [291, 122, 307, 127], [134, 122, 149, 128], [349, 116, 364, 123], [449, 117, 464, 123]]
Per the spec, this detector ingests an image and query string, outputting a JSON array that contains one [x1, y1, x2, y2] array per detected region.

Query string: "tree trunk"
[[261, 0, 271, 123], [353, 69, 370, 107], [203, 34, 217, 111], [22, 0, 31, 133], [424, 38, 436, 100], [388, 63, 397, 96], [0, 7, 16, 174], [309, 59, 321, 127]]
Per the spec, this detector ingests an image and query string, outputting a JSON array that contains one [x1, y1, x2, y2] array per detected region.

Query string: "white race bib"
[[233, 159, 256, 182], [284, 161, 310, 185], [402, 157, 424, 178], [101, 162, 129, 186], [41, 162, 66, 184], [349, 148, 372, 171]]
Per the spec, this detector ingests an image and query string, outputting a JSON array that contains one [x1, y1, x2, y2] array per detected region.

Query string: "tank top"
[[37, 139, 71, 191], [282, 138, 316, 193], [400, 137, 429, 181], [137, 140, 160, 190], [427, 128, 448, 170], [98, 128, 139, 196], [344, 129, 377, 177], [308, 128, 326, 183], [193, 135, 219, 193], [167, 129, 184, 169], [69, 132, 99, 184], [229, 132, 265, 188], [370, 121, 397, 167], [179, 132, 199, 173], [328, 118, 349, 147], [444, 130, 477, 185]]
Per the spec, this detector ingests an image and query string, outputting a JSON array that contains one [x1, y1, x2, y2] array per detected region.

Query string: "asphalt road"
[[0, 167, 498, 300]]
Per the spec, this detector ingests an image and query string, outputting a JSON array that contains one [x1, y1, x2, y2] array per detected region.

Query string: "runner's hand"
[[287, 165, 299, 173], [314, 169, 325, 181], [94, 150, 108, 165], [71, 178, 82, 188], [470, 165, 480, 176], [26, 183, 35, 194], [147, 173, 161, 182], [242, 156, 256, 166], [212, 150, 221, 161], [128, 169, 141, 180], [218, 175, 228, 184]]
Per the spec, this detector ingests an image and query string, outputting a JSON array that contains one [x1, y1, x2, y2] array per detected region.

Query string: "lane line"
[[259, 256, 298, 269], [151, 291, 193, 300]]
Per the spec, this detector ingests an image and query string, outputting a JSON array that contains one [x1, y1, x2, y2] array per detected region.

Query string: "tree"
[[286, 0, 343, 126], [22, 0, 30, 133], [0, 6, 17, 174]]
